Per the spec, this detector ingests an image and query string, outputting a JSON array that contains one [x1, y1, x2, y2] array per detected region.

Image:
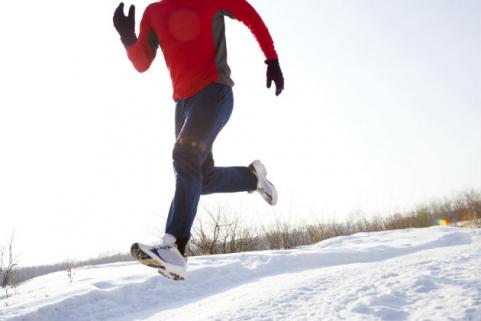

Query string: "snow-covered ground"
[[1, 227, 480, 321]]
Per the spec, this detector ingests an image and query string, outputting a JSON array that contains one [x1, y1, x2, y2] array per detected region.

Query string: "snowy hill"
[[2, 227, 480, 321]]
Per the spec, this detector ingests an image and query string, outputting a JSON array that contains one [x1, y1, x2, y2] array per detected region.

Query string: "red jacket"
[[125, 0, 278, 101]]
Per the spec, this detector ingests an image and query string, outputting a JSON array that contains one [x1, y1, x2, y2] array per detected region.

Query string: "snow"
[[1, 227, 480, 321]]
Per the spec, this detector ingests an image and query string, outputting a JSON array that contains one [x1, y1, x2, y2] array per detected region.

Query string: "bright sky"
[[0, 0, 480, 266]]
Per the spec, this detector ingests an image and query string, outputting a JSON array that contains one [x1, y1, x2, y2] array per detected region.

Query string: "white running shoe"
[[249, 160, 278, 206], [130, 234, 187, 280]]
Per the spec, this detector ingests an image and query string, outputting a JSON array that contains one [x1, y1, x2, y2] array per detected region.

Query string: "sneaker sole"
[[260, 180, 278, 206], [157, 268, 184, 281], [251, 160, 278, 206], [130, 243, 185, 281]]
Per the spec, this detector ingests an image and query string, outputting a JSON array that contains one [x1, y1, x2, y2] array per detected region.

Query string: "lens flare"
[[436, 219, 448, 226]]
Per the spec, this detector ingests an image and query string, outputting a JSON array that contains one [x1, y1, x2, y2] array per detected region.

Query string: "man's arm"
[[219, 0, 284, 95], [113, 3, 158, 73], [220, 0, 277, 60]]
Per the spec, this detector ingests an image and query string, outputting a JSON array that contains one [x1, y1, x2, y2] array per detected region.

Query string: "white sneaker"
[[131, 234, 186, 280], [249, 160, 278, 206]]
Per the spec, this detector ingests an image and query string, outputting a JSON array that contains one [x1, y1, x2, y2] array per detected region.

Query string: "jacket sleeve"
[[126, 6, 159, 73], [219, 0, 278, 60]]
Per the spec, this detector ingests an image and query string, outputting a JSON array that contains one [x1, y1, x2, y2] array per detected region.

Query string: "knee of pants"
[[172, 143, 206, 175]]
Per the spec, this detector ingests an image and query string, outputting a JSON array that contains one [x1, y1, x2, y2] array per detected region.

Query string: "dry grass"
[[187, 189, 481, 256], [7, 189, 481, 285]]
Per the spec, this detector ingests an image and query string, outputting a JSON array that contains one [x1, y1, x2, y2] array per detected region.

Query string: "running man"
[[113, 0, 284, 280]]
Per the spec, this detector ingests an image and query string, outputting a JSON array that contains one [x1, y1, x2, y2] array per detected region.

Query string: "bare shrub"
[[64, 263, 74, 283], [381, 190, 481, 229], [306, 215, 385, 245], [358, 216, 385, 233], [187, 206, 259, 256], [1, 233, 18, 298], [306, 222, 342, 243], [460, 190, 481, 226], [306, 223, 328, 244], [264, 219, 309, 250], [411, 205, 436, 227]]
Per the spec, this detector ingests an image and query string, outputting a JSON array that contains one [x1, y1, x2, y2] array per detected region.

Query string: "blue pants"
[[165, 84, 258, 239]]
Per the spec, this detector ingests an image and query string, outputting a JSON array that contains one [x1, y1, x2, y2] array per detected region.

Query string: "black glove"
[[113, 3, 137, 46], [266, 59, 284, 96]]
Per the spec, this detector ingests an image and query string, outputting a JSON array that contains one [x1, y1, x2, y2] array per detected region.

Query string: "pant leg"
[[166, 84, 237, 239], [201, 152, 257, 195]]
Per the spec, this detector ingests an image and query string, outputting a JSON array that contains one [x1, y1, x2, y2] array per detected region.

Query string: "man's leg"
[[201, 152, 257, 195], [165, 84, 242, 251]]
